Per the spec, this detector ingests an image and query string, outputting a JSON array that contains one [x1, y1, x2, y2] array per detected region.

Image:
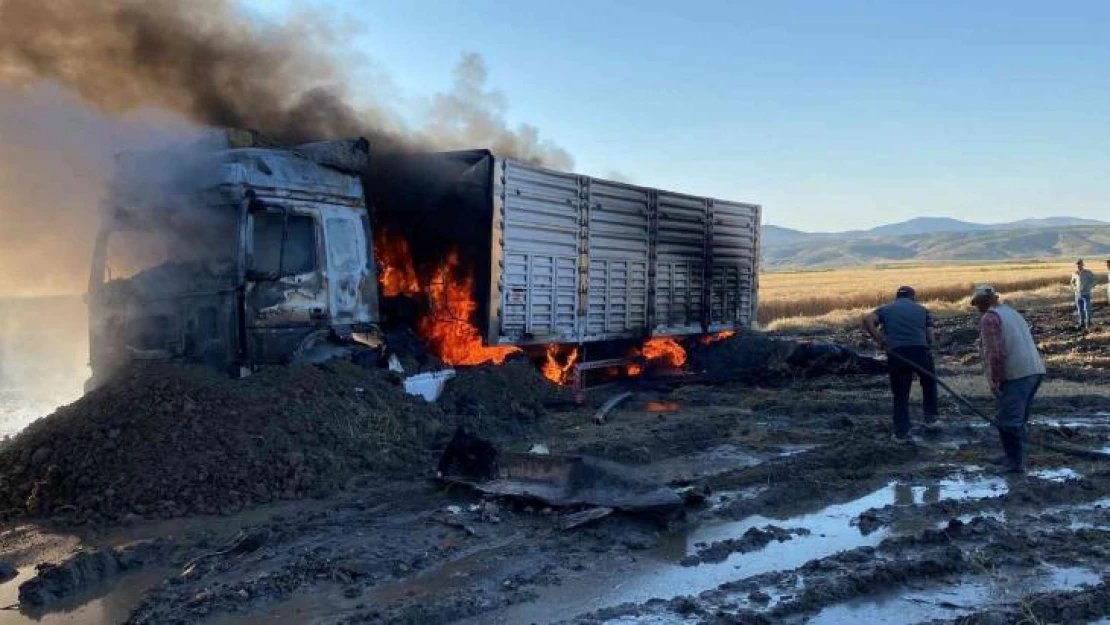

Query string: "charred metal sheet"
[[445, 453, 683, 512]]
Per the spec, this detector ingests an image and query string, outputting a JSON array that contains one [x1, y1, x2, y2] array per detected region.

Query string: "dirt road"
[[1, 301, 1109, 624]]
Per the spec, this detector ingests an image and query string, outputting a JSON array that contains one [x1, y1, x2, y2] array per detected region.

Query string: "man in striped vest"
[[971, 285, 1046, 474]]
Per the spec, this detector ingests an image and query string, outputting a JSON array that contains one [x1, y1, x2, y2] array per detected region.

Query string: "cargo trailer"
[[369, 150, 761, 347]]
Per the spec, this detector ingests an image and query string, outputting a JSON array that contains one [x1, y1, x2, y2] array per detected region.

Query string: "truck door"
[[322, 210, 375, 328]]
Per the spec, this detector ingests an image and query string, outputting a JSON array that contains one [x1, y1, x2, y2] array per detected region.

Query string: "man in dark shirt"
[[862, 286, 939, 442]]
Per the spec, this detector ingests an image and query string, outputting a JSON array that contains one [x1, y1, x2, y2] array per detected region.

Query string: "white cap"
[[972, 284, 996, 298]]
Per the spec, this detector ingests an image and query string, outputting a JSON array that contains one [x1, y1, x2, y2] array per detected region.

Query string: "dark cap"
[[896, 286, 915, 299]]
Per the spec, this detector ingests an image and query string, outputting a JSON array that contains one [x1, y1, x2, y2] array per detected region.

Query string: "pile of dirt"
[[689, 333, 886, 384], [0, 361, 444, 523], [439, 358, 569, 441], [688, 332, 798, 384]]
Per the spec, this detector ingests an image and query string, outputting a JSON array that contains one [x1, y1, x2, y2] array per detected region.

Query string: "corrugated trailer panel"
[[490, 157, 759, 345], [584, 180, 651, 341], [709, 200, 760, 329], [496, 160, 580, 343], [654, 192, 708, 336]]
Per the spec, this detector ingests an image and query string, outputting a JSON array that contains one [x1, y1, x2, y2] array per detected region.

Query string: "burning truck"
[[86, 130, 761, 389]]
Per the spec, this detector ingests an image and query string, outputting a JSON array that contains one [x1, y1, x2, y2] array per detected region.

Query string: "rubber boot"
[[999, 431, 1024, 474]]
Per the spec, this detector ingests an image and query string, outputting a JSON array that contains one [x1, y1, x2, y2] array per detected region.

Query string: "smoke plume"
[[0, 0, 391, 145], [0, 84, 199, 296], [0, 0, 573, 296]]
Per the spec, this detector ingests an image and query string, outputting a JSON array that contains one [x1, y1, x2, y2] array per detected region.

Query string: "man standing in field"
[[1105, 258, 1110, 306], [1070, 259, 1097, 330], [862, 286, 939, 442], [971, 285, 1046, 474]]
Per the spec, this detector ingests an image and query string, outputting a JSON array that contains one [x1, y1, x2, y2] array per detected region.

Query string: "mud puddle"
[[210, 540, 523, 625], [0, 566, 166, 625], [631, 444, 772, 484], [805, 565, 1102, 625], [469, 475, 1007, 624]]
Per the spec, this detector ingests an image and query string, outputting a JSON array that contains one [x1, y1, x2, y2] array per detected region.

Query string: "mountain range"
[[762, 217, 1110, 268]]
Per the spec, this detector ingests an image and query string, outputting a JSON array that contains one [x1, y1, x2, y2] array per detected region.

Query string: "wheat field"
[[758, 261, 1082, 330]]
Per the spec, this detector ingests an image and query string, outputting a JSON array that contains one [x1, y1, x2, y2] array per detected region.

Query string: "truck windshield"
[[98, 212, 238, 295]]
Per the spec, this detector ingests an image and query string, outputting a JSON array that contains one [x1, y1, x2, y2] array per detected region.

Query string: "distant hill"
[[866, 217, 988, 237], [993, 217, 1108, 230], [766, 216, 1109, 244], [761, 220, 1110, 269], [761, 225, 814, 246]]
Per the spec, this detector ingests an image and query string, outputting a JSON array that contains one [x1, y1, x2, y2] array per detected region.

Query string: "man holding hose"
[[971, 285, 1046, 474], [862, 286, 939, 442]]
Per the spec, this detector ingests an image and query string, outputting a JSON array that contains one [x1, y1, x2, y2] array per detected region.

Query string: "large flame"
[[373, 228, 420, 297], [419, 251, 522, 366], [641, 337, 688, 368], [541, 344, 579, 385], [376, 229, 520, 366]]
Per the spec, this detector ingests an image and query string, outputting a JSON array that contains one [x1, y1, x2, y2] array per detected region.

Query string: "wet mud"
[[1, 300, 1109, 624]]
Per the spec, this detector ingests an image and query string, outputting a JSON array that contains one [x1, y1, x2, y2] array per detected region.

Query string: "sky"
[[247, 0, 1110, 232]]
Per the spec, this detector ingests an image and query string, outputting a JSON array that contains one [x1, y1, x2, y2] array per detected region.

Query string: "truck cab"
[[87, 132, 378, 387]]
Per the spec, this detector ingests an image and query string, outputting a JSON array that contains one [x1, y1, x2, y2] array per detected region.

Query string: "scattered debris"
[[436, 426, 499, 481], [402, 369, 457, 402], [444, 452, 683, 513], [560, 507, 614, 531]]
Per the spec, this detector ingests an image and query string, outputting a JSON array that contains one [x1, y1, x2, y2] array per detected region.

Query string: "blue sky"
[[247, 1, 1110, 232]]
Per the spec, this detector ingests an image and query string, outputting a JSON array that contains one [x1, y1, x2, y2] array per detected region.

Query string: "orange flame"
[[419, 251, 522, 366], [642, 337, 688, 368], [700, 330, 737, 345], [373, 228, 420, 297], [626, 363, 643, 377], [541, 344, 579, 385], [375, 229, 520, 366], [646, 401, 681, 413]]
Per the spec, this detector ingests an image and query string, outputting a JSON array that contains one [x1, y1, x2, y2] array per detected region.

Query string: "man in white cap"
[[971, 285, 1046, 473], [1070, 259, 1097, 330]]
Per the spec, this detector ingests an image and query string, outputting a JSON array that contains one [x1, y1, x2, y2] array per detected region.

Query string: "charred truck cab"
[[87, 131, 378, 388]]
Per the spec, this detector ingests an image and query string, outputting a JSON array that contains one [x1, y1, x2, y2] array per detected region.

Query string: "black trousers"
[[888, 346, 938, 436]]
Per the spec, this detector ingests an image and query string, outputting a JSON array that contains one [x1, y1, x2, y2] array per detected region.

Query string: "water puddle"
[[471, 475, 1007, 624], [1030, 467, 1083, 482], [777, 444, 817, 457], [1040, 417, 1110, 430], [805, 565, 1101, 625], [0, 566, 166, 625]]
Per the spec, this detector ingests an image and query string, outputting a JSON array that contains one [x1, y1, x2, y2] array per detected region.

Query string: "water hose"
[[884, 349, 1110, 462]]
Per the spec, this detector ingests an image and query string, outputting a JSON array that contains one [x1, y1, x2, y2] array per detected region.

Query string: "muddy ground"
[[1, 300, 1109, 624]]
